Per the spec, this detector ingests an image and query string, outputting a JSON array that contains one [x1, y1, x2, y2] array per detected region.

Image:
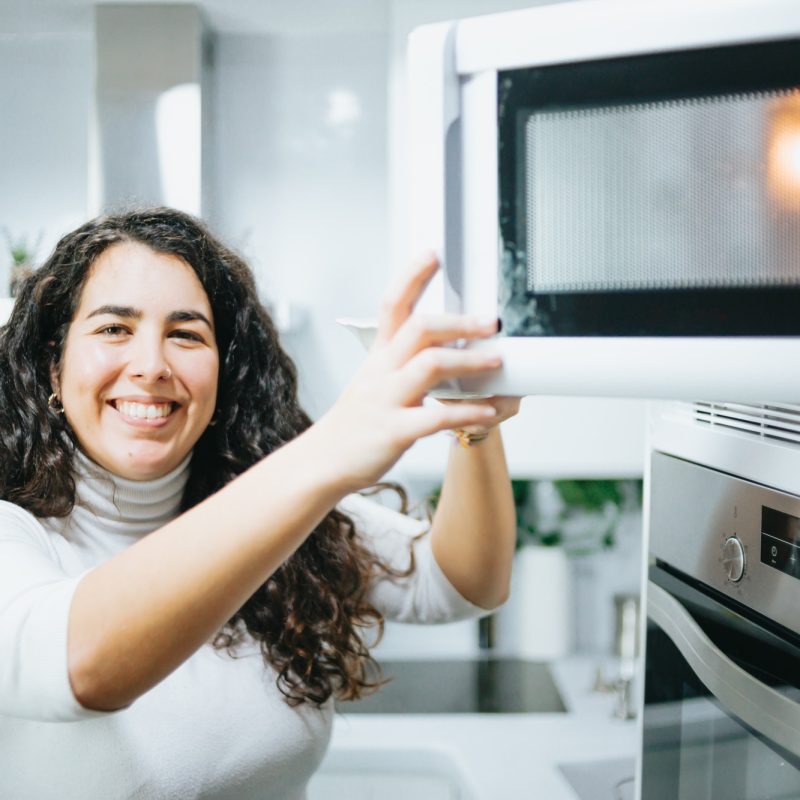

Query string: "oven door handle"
[[648, 580, 800, 757]]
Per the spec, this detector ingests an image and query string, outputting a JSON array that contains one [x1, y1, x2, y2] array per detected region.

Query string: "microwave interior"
[[498, 38, 800, 337]]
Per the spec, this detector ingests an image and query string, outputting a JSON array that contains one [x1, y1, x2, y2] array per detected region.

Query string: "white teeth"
[[115, 401, 173, 420]]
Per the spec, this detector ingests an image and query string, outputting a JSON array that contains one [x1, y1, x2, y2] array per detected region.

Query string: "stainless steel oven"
[[641, 452, 800, 798]]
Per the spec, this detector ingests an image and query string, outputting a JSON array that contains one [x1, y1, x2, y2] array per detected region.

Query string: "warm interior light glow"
[[767, 93, 800, 211]]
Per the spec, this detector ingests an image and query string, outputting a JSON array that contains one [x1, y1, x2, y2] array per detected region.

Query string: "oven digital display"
[[761, 506, 800, 579]]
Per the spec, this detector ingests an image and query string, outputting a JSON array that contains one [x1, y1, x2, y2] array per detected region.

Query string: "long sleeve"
[[338, 493, 492, 624], [0, 501, 107, 722]]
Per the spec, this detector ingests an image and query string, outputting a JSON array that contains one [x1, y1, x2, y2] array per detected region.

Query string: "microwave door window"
[[498, 38, 800, 337]]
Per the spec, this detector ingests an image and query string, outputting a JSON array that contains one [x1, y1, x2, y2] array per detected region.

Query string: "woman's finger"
[[384, 313, 498, 368], [438, 395, 521, 416], [436, 395, 522, 433], [398, 403, 498, 442], [393, 347, 502, 405], [375, 253, 439, 344]]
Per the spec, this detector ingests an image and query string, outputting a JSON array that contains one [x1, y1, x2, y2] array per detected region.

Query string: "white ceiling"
[[1, 0, 391, 36]]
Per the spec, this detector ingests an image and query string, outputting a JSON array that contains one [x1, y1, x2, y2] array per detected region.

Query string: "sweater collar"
[[72, 447, 191, 526]]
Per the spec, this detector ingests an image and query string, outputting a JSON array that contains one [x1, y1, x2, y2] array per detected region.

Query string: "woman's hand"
[[314, 254, 504, 492]]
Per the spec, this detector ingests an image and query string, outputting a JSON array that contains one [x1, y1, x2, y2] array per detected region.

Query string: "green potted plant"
[[3, 229, 41, 297], [525, 479, 628, 553]]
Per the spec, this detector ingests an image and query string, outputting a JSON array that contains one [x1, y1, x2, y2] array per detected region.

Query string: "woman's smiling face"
[[54, 240, 220, 480]]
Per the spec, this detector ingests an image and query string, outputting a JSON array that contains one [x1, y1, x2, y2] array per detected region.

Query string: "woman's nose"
[[127, 337, 172, 383]]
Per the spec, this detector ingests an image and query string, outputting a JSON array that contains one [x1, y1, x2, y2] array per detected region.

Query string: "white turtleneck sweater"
[[0, 450, 487, 800]]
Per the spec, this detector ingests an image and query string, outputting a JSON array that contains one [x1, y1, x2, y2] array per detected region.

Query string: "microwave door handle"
[[407, 22, 463, 315], [648, 580, 800, 758]]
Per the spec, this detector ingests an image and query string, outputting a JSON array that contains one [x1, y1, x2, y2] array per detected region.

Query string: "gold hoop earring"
[[48, 393, 64, 414]]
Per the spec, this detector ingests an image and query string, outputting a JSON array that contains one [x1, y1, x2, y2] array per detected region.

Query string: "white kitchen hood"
[[90, 4, 209, 216]]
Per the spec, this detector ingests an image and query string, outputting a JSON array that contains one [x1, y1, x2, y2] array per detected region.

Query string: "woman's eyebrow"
[[86, 304, 141, 320], [167, 310, 214, 329], [86, 305, 213, 329]]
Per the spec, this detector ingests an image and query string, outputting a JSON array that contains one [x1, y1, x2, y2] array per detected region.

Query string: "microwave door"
[[406, 0, 800, 402], [452, 338, 800, 402]]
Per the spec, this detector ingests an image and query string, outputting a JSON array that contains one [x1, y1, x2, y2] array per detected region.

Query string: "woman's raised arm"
[[68, 255, 503, 711]]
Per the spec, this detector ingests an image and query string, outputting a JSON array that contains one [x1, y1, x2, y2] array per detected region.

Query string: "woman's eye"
[[99, 325, 129, 337], [170, 330, 204, 342], [95, 326, 204, 342]]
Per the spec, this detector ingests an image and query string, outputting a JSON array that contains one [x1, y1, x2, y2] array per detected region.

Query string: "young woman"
[[0, 207, 519, 799]]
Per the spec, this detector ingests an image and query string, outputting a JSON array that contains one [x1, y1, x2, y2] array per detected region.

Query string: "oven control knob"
[[722, 537, 745, 582]]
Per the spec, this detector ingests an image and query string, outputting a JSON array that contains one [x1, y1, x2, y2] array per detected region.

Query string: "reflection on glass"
[[676, 695, 799, 799]]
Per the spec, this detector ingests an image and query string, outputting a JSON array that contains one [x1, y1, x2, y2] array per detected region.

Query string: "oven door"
[[642, 566, 800, 799]]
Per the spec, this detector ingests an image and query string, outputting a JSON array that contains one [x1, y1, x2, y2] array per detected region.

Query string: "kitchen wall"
[[0, 6, 94, 288], [209, 27, 391, 419], [0, 3, 387, 419]]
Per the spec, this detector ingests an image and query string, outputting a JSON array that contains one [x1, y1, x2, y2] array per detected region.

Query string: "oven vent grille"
[[692, 402, 800, 445]]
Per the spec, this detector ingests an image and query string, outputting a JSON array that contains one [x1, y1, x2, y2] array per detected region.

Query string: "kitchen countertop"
[[314, 655, 639, 799]]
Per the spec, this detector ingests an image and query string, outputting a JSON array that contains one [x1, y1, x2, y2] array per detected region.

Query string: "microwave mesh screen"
[[525, 88, 800, 293]]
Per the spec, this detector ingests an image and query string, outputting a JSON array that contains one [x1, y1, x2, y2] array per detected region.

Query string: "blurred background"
[[1, 2, 647, 794]]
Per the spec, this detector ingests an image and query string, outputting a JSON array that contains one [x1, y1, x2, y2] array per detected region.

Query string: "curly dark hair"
[[0, 207, 418, 707]]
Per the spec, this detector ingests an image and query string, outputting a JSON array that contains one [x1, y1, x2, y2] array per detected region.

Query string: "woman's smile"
[[108, 398, 181, 427]]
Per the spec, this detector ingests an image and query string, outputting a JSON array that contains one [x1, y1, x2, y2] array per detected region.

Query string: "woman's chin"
[[106, 445, 189, 481]]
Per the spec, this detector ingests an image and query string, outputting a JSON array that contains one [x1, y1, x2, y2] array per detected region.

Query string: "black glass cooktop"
[[335, 657, 566, 714]]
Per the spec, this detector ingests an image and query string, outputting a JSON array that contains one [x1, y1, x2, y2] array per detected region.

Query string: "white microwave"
[[406, 0, 800, 401]]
